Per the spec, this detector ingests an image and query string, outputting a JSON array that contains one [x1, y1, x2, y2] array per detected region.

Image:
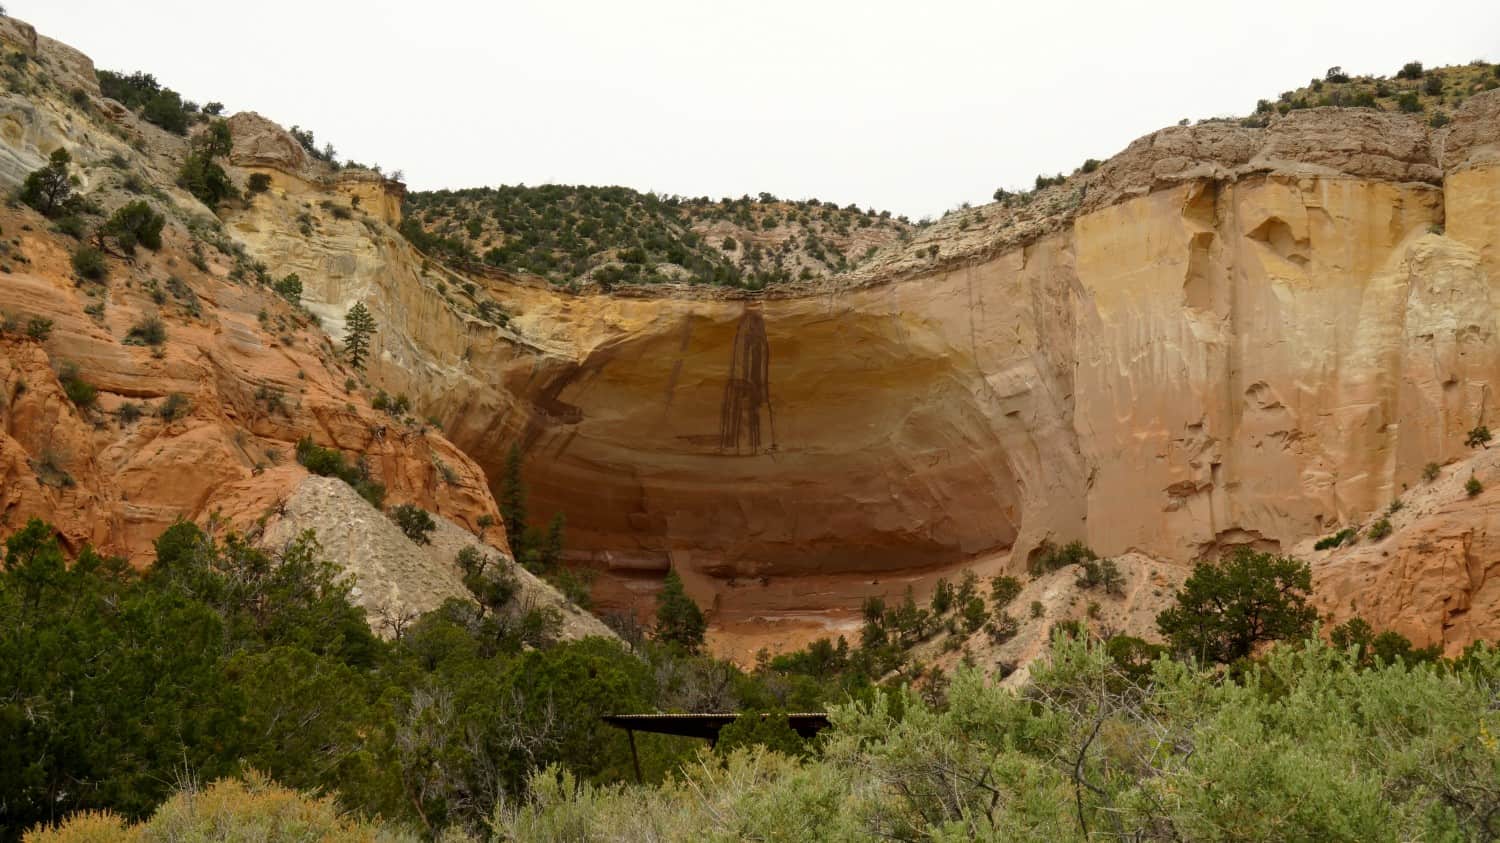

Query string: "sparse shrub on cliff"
[[157, 392, 190, 421], [19, 148, 74, 218], [1030, 599, 1044, 618], [1396, 61, 1424, 79], [1156, 547, 1316, 664], [1423, 74, 1444, 95], [1367, 518, 1392, 541], [1076, 557, 1124, 595], [1080, 158, 1101, 174], [247, 172, 272, 194], [57, 361, 96, 407], [1430, 111, 1451, 128], [124, 316, 167, 347], [1314, 527, 1356, 550], [179, 120, 238, 207], [294, 436, 386, 509], [25, 316, 53, 341], [1029, 539, 1098, 576], [1397, 91, 1423, 113], [1466, 476, 1483, 497], [273, 273, 302, 304], [929, 577, 954, 614], [71, 245, 106, 281], [101, 200, 165, 253], [390, 503, 436, 545], [1387, 498, 1404, 515], [1465, 425, 1491, 448], [989, 574, 1022, 608], [1325, 65, 1350, 83], [1423, 461, 1442, 482], [117, 401, 142, 424]]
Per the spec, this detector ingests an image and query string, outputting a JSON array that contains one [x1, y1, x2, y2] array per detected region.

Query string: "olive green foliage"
[[247, 172, 273, 194], [0, 518, 710, 840], [498, 635, 1500, 842], [25, 316, 53, 341], [1467, 425, 1492, 448], [100, 200, 165, 254], [1029, 539, 1098, 576], [1156, 546, 1317, 664], [990, 573, 1022, 607], [293, 436, 385, 508], [123, 316, 166, 347], [342, 302, 375, 369], [654, 570, 707, 653], [1075, 556, 1124, 594], [389, 503, 436, 545], [70, 245, 106, 281], [715, 711, 809, 758], [1467, 475, 1484, 497], [272, 272, 302, 304], [1315, 527, 1357, 550], [1263, 59, 1496, 119], [19, 148, 74, 218], [56, 361, 96, 407], [178, 120, 238, 207], [1423, 461, 1443, 482], [402, 185, 904, 289], [1367, 517, 1392, 541], [97, 70, 196, 135]]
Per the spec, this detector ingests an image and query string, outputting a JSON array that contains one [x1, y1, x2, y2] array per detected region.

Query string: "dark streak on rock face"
[[719, 308, 775, 454]]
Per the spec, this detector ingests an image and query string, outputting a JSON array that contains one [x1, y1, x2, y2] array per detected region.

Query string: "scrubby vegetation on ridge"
[[1242, 59, 1498, 128], [402, 184, 912, 290]]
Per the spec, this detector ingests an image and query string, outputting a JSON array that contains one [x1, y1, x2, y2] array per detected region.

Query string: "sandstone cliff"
[[5, 13, 1500, 660], [0, 18, 502, 577]]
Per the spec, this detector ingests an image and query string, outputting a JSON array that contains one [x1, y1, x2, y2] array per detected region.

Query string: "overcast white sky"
[[18, 1, 1500, 217]]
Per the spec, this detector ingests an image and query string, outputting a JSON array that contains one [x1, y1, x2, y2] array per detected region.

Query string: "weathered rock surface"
[[5, 14, 1500, 659], [261, 476, 612, 641]]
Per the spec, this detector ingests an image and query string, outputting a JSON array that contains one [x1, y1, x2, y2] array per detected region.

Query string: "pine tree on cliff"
[[654, 570, 706, 653], [344, 302, 375, 370], [499, 443, 527, 550]]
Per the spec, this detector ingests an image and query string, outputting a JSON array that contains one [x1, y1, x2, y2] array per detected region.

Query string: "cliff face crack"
[[718, 308, 775, 454]]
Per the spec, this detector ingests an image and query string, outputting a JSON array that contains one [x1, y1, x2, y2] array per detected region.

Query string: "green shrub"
[[273, 273, 302, 304], [293, 436, 385, 508], [57, 361, 97, 407], [1423, 461, 1441, 482], [71, 245, 107, 281], [390, 503, 436, 545], [989, 574, 1022, 607], [1397, 91, 1423, 113], [1396, 60, 1424, 79], [19, 148, 73, 217], [1465, 425, 1491, 448], [654, 570, 706, 653], [1075, 557, 1124, 595], [247, 172, 273, 194], [157, 392, 190, 420], [1367, 518, 1392, 541], [1314, 527, 1356, 550], [102, 200, 165, 253], [25, 316, 53, 341], [1156, 546, 1316, 663], [1466, 476, 1483, 497], [124, 316, 167, 346], [1029, 539, 1097, 576]]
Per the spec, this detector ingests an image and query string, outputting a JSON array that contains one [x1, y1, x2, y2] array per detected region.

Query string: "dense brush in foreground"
[[28, 636, 1500, 842], [498, 636, 1500, 841]]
